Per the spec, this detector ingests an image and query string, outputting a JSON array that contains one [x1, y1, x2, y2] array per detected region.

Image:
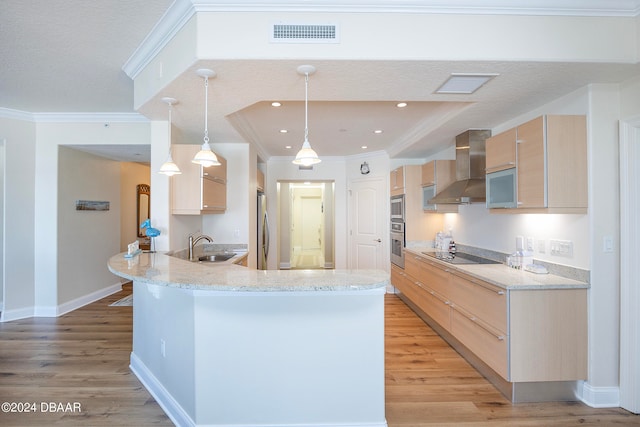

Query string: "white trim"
[[33, 112, 149, 123], [55, 283, 123, 316], [0, 108, 149, 123], [130, 352, 195, 427], [578, 381, 621, 408], [1, 306, 34, 322], [28, 283, 123, 318], [619, 115, 640, 414]]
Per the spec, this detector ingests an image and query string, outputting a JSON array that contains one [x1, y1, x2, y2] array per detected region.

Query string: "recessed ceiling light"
[[435, 73, 498, 94], [285, 145, 292, 149], [280, 129, 288, 133], [361, 145, 368, 149], [373, 129, 383, 134], [271, 102, 282, 107], [396, 102, 407, 108]]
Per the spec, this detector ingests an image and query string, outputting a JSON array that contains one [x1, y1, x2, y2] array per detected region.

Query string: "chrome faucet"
[[188, 233, 213, 260]]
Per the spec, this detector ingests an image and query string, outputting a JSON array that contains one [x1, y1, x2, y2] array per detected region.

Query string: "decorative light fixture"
[[158, 97, 181, 176], [292, 65, 321, 166], [192, 68, 221, 167]]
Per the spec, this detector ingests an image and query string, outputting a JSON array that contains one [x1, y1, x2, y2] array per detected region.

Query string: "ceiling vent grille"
[[271, 23, 339, 43]]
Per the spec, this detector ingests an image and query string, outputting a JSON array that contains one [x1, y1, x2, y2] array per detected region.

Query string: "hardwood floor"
[[0, 287, 637, 426]]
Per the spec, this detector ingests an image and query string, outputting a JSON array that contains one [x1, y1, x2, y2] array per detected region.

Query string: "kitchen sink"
[[197, 253, 235, 262]]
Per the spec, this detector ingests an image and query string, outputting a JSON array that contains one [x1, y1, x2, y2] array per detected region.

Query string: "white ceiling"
[[2, 0, 640, 163]]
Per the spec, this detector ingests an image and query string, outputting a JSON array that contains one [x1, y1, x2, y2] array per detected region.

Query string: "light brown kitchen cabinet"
[[485, 115, 587, 213], [390, 166, 405, 196], [485, 128, 517, 173], [421, 160, 458, 213], [395, 251, 587, 396], [171, 144, 227, 215]]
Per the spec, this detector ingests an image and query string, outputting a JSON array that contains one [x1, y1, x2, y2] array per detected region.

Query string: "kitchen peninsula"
[[108, 251, 388, 427]]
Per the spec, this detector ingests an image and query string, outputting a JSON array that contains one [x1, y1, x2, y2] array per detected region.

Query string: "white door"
[[349, 177, 386, 270], [301, 196, 322, 250]]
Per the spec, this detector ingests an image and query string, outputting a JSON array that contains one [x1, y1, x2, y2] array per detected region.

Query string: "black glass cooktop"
[[422, 251, 500, 265]]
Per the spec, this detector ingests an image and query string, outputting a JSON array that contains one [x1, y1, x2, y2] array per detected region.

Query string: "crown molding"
[[122, 0, 197, 79], [0, 107, 33, 121], [0, 108, 149, 123], [33, 112, 150, 123]]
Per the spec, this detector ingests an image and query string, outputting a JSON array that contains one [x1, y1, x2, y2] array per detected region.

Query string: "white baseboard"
[[56, 282, 123, 316], [3, 282, 125, 321], [578, 381, 620, 408], [129, 352, 195, 427], [1, 306, 35, 322]]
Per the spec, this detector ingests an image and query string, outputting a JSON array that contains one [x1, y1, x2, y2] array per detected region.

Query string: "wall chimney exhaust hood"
[[428, 129, 491, 204]]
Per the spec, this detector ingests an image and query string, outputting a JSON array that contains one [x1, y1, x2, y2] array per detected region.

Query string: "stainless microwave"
[[390, 194, 405, 222], [486, 168, 518, 208]]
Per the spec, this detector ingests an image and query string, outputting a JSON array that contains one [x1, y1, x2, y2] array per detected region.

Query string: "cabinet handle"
[[485, 162, 515, 172], [450, 270, 505, 295], [453, 305, 505, 341]]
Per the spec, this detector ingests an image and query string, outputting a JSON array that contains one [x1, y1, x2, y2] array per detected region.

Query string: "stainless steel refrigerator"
[[257, 192, 270, 270]]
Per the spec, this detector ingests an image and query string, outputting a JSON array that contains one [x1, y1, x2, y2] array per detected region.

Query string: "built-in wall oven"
[[390, 194, 405, 222], [391, 194, 406, 268], [390, 221, 405, 268]]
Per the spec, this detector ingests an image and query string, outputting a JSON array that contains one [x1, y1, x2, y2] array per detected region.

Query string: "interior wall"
[[0, 117, 36, 321], [57, 147, 121, 305], [120, 162, 150, 252], [35, 121, 151, 314]]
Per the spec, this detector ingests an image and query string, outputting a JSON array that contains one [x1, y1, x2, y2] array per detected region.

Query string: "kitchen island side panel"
[[193, 291, 386, 426]]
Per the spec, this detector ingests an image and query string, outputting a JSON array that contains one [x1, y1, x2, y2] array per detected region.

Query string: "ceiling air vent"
[[270, 23, 339, 43]]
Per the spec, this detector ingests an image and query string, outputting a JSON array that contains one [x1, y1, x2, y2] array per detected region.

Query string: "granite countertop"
[[108, 252, 388, 292], [404, 247, 588, 290]]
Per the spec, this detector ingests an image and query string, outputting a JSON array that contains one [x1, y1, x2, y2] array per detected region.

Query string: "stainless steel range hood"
[[428, 129, 491, 204]]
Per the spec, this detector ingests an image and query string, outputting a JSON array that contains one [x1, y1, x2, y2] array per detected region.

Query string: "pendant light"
[[158, 97, 181, 176], [192, 68, 221, 167], [292, 65, 321, 166]]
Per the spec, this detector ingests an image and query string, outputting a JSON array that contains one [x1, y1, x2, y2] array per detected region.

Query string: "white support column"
[[619, 116, 640, 414]]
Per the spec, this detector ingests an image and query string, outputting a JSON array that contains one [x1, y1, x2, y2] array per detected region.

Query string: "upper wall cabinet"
[[485, 115, 587, 213], [390, 166, 405, 196], [171, 145, 227, 215], [421, 160, 458, 213]]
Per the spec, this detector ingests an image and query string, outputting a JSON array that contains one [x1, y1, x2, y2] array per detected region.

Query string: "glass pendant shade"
[[158, 97, 181, 176], [192, 142, 220, 167], [159, 152, 181, 176], [292, 138, 321, 166]]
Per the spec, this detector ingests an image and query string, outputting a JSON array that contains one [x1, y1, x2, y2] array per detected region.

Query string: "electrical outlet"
[[526, 237, 535, 252], [160, 339, 166, 357], [550, 239, 573, 257]]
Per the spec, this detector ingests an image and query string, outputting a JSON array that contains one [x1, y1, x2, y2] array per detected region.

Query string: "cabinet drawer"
[[451, 307, 508, 379], [404, 254, 422, 279], [414, 279, 451, 331], [449, 271, 506, 332], [418, 258, 451, 298], [399, 273, 451, 331]]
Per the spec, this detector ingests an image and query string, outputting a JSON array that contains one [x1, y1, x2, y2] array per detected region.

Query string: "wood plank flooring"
[[0, 287, 637, 426]]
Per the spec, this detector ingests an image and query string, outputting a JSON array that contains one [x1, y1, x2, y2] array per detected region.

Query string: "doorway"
[[277, 181, 334, 270]]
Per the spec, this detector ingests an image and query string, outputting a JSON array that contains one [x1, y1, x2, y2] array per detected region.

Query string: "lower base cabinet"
[[393, 253, 587, 389]]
